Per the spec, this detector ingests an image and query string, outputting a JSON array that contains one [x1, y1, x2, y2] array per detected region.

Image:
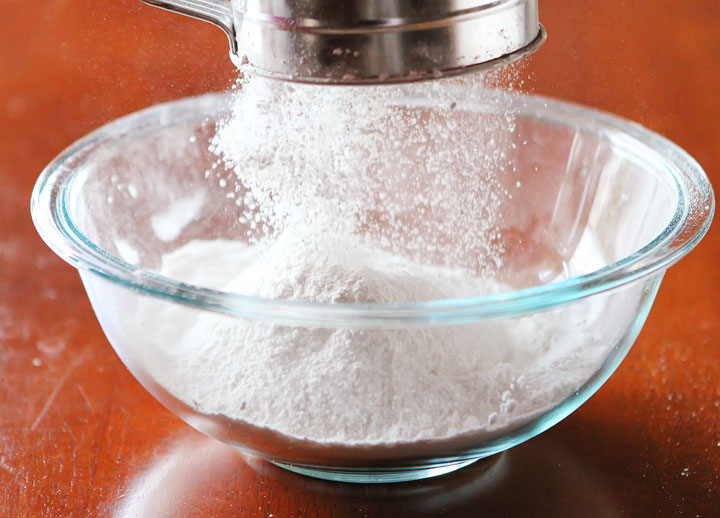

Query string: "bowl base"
[[269, 457, 483, 484]]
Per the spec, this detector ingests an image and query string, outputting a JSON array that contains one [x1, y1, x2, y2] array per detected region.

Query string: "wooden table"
[[1, 1, 718, 515]]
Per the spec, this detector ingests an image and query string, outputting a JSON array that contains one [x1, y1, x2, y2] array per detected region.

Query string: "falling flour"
[[129, 75, 613, 445]]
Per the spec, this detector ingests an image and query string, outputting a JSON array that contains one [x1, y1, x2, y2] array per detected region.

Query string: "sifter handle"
[[138, 0, 237, 54]]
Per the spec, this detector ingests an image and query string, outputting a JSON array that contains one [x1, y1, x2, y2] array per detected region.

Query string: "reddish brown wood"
[[1, 0, 719, 516]]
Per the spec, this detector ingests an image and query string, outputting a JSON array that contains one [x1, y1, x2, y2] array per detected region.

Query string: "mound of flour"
[[132, 232, 608, 444]]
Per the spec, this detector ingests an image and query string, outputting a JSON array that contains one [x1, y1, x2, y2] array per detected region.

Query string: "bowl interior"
[[64, 90, 682, 300]]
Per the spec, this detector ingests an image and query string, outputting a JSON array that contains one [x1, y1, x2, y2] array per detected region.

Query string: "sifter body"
[[139, 0, 545, 84]]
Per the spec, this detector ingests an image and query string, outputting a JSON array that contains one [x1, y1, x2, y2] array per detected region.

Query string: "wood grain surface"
[[1, 0, 719, 516]]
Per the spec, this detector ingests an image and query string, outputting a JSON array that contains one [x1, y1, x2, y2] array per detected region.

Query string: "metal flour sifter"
[[138, 0, 545, 84]]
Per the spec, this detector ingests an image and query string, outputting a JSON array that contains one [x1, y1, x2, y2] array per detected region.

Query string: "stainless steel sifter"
[[139, 0, 545, 84]]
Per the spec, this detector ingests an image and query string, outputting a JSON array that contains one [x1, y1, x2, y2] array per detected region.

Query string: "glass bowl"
[[31, 88, 713, 484]]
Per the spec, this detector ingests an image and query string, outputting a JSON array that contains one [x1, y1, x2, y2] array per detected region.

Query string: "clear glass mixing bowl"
[[31, 89, 713, 483]]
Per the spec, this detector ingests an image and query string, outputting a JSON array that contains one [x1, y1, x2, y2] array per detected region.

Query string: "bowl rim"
[[30, 90, 715, 327]]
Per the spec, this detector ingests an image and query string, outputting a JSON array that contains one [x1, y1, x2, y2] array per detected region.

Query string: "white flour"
[[210, 76, 518, 274], [131, 234, 609, 444], [130, 75, 611, 445]]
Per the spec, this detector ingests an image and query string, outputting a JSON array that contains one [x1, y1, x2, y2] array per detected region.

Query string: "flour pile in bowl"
[[134, 75, 613, 445]]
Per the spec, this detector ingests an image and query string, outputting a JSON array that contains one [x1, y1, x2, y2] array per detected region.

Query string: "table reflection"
[[115, 429, 619, 517]]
